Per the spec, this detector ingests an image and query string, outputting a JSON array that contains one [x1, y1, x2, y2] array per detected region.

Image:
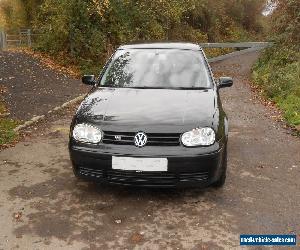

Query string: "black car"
[[69, 42, 233, 188]]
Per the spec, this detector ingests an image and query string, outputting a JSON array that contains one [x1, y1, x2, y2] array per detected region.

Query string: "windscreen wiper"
[[101, 86, 211, 90], [129, 86, 168, 89], [173, 87, 211, 90], [128, 86, 211, 90]]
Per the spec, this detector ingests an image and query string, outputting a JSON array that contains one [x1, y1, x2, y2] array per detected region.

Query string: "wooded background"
[[0, 0, 266, 69], [0, 0, 299, 126]]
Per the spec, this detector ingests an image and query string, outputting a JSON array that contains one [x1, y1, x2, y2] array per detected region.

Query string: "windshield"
[[100, 49, 212, 89]]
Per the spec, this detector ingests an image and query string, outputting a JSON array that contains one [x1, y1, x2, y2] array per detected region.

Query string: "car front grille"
[[78, 167, 104, 178], [102, 131, 181, 146], [78, 166, 209, 186]]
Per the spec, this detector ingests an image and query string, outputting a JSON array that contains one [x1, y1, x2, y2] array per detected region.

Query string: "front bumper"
[[69, 142, 225, 188]]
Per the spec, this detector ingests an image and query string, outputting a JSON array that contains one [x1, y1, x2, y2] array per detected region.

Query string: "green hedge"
[[252, 46, 300, 125]]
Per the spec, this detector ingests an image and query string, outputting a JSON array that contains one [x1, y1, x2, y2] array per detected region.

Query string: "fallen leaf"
[[13, 212, 22, 220], [130, 232, 144, 243]]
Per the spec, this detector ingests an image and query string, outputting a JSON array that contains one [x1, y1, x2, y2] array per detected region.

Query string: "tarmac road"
[[0, 50, 88, 121], [0, 51, 299, 249]]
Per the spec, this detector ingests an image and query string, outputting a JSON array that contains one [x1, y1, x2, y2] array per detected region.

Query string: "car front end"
[[69, 125, 227, 188], [69, 43, 231, 188]]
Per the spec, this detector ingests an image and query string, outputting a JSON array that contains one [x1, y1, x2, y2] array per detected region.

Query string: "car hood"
[[76, 88, 217, 132]]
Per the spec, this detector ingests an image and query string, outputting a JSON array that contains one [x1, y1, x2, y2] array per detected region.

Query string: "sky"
[[262, 0, 277, 16]]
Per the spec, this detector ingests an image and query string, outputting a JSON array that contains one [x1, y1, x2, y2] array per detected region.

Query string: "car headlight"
[[181, 127, 215, 147], [72, 124, 102, 144]]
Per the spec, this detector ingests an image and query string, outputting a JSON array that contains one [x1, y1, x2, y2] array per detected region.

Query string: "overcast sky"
[[263, 0, 277, 16]]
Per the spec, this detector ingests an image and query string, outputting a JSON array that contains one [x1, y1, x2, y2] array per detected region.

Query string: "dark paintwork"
[[76, 88, 217, 132], [69, 42, 230, 188]]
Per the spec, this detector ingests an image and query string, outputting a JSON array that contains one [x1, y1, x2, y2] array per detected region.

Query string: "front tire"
[[212, 145, 227, 188]]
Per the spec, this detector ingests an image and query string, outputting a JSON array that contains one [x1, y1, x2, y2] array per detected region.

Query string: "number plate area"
[[112, 156, 168, 172]]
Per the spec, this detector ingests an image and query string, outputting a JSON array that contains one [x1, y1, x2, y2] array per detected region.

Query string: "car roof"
[[118, 42, 202, 51]]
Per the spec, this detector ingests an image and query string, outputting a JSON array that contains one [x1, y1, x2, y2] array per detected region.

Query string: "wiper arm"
[[100, 85, 164, 89], [173, 87, 210, 90], [130, 86, 211, 90], [100, 86, 210, 90], [127, 86, 168, 89]]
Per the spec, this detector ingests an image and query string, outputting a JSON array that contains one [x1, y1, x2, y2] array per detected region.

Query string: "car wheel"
[[213, 145, 227, 188]]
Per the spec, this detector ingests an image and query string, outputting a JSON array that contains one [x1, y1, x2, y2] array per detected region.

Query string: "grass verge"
[[252, 45, 300, 128], [0, 98, 19, 146], [0, 118, 19, 145]]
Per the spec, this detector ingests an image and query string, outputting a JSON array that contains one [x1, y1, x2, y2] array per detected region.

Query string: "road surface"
[[0, 51, 299, 249], [0, 50, 88, 121]]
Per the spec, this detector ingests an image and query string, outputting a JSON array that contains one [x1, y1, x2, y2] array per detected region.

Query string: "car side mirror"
[[82, 75, 96, 85], [218, 77, 233, 88]]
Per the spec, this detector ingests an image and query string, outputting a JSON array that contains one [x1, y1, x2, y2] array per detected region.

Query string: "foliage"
[[0, 101, 18, 145], [0, 85, 19, 145], [0, 0, 27, 31], [1, 0, 266, 73], [269, 0, 300, 44], [252, 0, 300, 126], [0, 118, 18, 145], [0, 0, 43, 30]]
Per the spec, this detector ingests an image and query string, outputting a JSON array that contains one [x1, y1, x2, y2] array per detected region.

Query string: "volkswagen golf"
[[69, 42, 233, 188]]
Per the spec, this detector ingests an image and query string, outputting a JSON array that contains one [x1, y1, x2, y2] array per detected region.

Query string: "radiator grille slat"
[[78, 166, 209, 186], [102, 131, 181, 146]]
